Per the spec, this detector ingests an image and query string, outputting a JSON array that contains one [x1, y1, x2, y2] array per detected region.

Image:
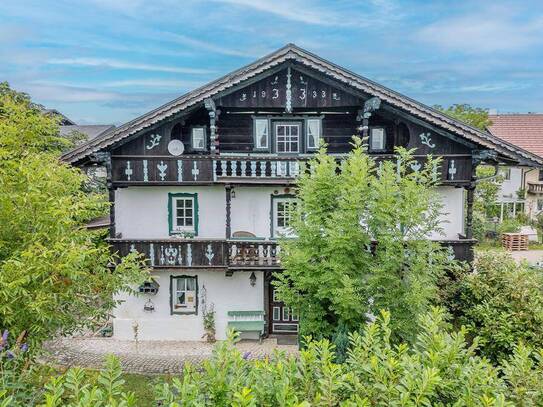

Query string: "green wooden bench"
[[227, 310, 265, 342]]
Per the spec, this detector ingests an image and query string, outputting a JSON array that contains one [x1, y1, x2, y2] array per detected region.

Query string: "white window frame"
[[306, 118, 321, 150], [272, 196, 297, 238], [272, 306, 281, 321], [291, 309, 299, 322], [275, 122, 300, 154], [282, 307, 290, 321], [369, 127, 386, 151], [191, 126, 206, 151], [499, 168, 511, 180], [171, 195, 196, 234], [254, 118, 269, 149], [171, 276, 197, 314]]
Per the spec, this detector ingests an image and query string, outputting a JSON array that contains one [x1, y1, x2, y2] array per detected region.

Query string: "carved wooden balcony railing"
[[109, 237, 476, 270], [110, 154, 473, 186], [108, 239, 281, 269], [528, 182, 543, 194]]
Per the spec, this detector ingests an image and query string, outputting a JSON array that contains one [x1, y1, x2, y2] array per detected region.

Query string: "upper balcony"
[[528, 182, 543, 194], [110, 154, 473, 186]]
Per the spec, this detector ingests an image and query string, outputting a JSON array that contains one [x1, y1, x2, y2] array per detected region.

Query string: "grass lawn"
[[123, 372, 165, 406]]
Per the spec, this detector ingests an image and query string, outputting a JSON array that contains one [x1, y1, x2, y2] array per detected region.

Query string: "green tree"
[[434, 103, 492, 130], [274, 140, 455, 341], [0, 83, 148, 350]]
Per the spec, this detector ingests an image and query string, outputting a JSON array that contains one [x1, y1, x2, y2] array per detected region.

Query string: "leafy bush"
[[498, 218, 522, 234], [454, 252, 543, 362], [33, 308, 543, 406]]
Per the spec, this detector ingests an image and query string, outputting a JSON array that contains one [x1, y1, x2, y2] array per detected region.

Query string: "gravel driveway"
[[43, 337, 298, 374]]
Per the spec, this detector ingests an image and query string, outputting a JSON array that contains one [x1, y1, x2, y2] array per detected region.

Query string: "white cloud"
[[19, 84, 124, 103], [157, 32, 259, 58], [47, 57, 214, 74], [417, 10, 543, 54]]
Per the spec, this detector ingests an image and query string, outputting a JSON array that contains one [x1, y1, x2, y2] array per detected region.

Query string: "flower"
[[0, 330, 8, 351], [20, 343, 28, 352], [242, 351, 251, 360], [6, 350, 14, 360]]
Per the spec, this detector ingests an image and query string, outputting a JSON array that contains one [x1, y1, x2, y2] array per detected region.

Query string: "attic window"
[[191, 127, 206, 150], [254, 118, 269, 149], [369, 127, 385, 151]]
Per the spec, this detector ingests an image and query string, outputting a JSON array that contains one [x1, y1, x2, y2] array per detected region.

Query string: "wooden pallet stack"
[[501, 233, 529, 251]]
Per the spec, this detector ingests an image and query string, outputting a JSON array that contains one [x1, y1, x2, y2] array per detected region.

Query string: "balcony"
[[109, 239, 281, 270], [109, 237, 475, 270], [528, 182, 543, 194], [110, 154, 472, 186]]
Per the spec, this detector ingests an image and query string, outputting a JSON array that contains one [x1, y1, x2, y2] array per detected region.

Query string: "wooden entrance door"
[[269, 285, 299, 334]]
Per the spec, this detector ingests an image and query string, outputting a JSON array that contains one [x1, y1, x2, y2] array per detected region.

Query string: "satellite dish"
[[168, 139, 184, 156]]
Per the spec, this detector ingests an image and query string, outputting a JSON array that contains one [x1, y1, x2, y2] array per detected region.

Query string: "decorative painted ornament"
[[146, 134, 162, 150], [168, 139, 185, 156], [157, 161, 168, 181], [419, 132, 436, 149], [448, 160, 457, 180]]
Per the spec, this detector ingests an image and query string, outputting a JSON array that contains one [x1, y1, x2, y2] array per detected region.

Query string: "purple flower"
[[2, 330, 7, 342], [6, 350, 14, 360], [242, 351, 251, 360], [20, 343, 28, 352]]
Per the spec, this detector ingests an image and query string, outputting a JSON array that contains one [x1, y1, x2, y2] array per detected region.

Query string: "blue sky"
[[1, 0, 542, 125]]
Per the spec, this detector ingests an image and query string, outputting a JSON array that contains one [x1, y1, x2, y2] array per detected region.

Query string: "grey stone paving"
[[43, 337, 298, 374]]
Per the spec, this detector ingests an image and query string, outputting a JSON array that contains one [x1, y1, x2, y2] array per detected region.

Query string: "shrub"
[[497, 218, 522, 234], [454, 252, 543, 362], [37, 308, 538, 406]]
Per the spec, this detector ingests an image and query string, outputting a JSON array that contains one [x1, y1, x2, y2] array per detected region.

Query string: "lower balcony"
[[528, 182, 543, 194], [109, 237, 475, 270]]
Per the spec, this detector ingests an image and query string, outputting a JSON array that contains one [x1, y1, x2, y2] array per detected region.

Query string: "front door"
[[269, 286, 299, 334]]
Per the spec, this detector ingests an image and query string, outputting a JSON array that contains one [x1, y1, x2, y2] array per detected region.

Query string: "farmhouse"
[[62, 44, 542, 341]]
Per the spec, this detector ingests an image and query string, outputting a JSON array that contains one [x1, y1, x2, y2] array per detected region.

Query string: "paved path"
[[43, 337, 298, 374], [509, 249, 543, 265]]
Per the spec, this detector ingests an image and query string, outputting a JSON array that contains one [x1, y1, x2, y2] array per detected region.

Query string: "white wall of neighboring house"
[[114, 185, 465, 241], [497, 166, 523, 202], [113, 270, 264, 341], [526, 169, 543, 220]]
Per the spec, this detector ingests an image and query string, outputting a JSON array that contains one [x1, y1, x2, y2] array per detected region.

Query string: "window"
[[168, 193, 198, 235], [282, 307, 290, 321], [291, 309, 299, 322], [306, 119, 321, 150], [369, 127, 385, 151], [539, 170, 543, 182], [538, 199, 543, 212], [171, 276, 197, 314], [191, 127, 206, 150], [499, 168, 511, 180], [272, 196, 297, 237], [275, 123, 300, 153], [272, 306, 280, 321], [254, 118, 269, 149]]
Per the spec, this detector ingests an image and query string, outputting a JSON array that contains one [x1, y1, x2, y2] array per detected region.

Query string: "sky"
[[1, 0, 542, 125]]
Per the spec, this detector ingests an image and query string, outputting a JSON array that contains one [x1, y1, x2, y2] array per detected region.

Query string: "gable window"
[[306, 118, 321, 150], [272, 196, 297, 238], [168, 193, 198, 235], [254, 118, 269, 149], [191, 127, 206, 150], [170, 276, 197, 314], [275, 123, 300, 153], [369, 127, 386, 151]]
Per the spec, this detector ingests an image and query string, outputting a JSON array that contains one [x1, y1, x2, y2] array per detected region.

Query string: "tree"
[[0, 83, 148, 350], [274, 139, 456, 341], [434, 103, 492, 130]]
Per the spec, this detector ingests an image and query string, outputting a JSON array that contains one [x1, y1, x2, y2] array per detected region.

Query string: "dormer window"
[[191, 127, 206, 151], [306, 119, 321, 150], [369, 127, 385, 151], [254, 118, 269, 149]]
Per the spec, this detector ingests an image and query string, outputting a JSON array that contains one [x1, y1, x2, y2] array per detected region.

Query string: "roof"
[[86, 215, 110, 230], [487, 114, 543, 159], [42, 108, 77, 125], [60, 125, 115, 141], [61, 44, 543, 166]]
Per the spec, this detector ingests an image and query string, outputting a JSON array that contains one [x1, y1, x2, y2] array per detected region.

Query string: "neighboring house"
[[488, 114, 543, 220], [61, 44, 542, 341]]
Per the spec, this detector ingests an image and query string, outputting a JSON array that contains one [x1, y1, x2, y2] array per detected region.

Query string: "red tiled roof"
[[488, 114, 543, 159]]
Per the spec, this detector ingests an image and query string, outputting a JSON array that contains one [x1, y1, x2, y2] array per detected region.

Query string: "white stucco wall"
[[115, 186, 226, 239], [498, 166, 524, 202], [431, 186, 465, 240], [113, 270, 264, 341], [115, 185, 463, 241]]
